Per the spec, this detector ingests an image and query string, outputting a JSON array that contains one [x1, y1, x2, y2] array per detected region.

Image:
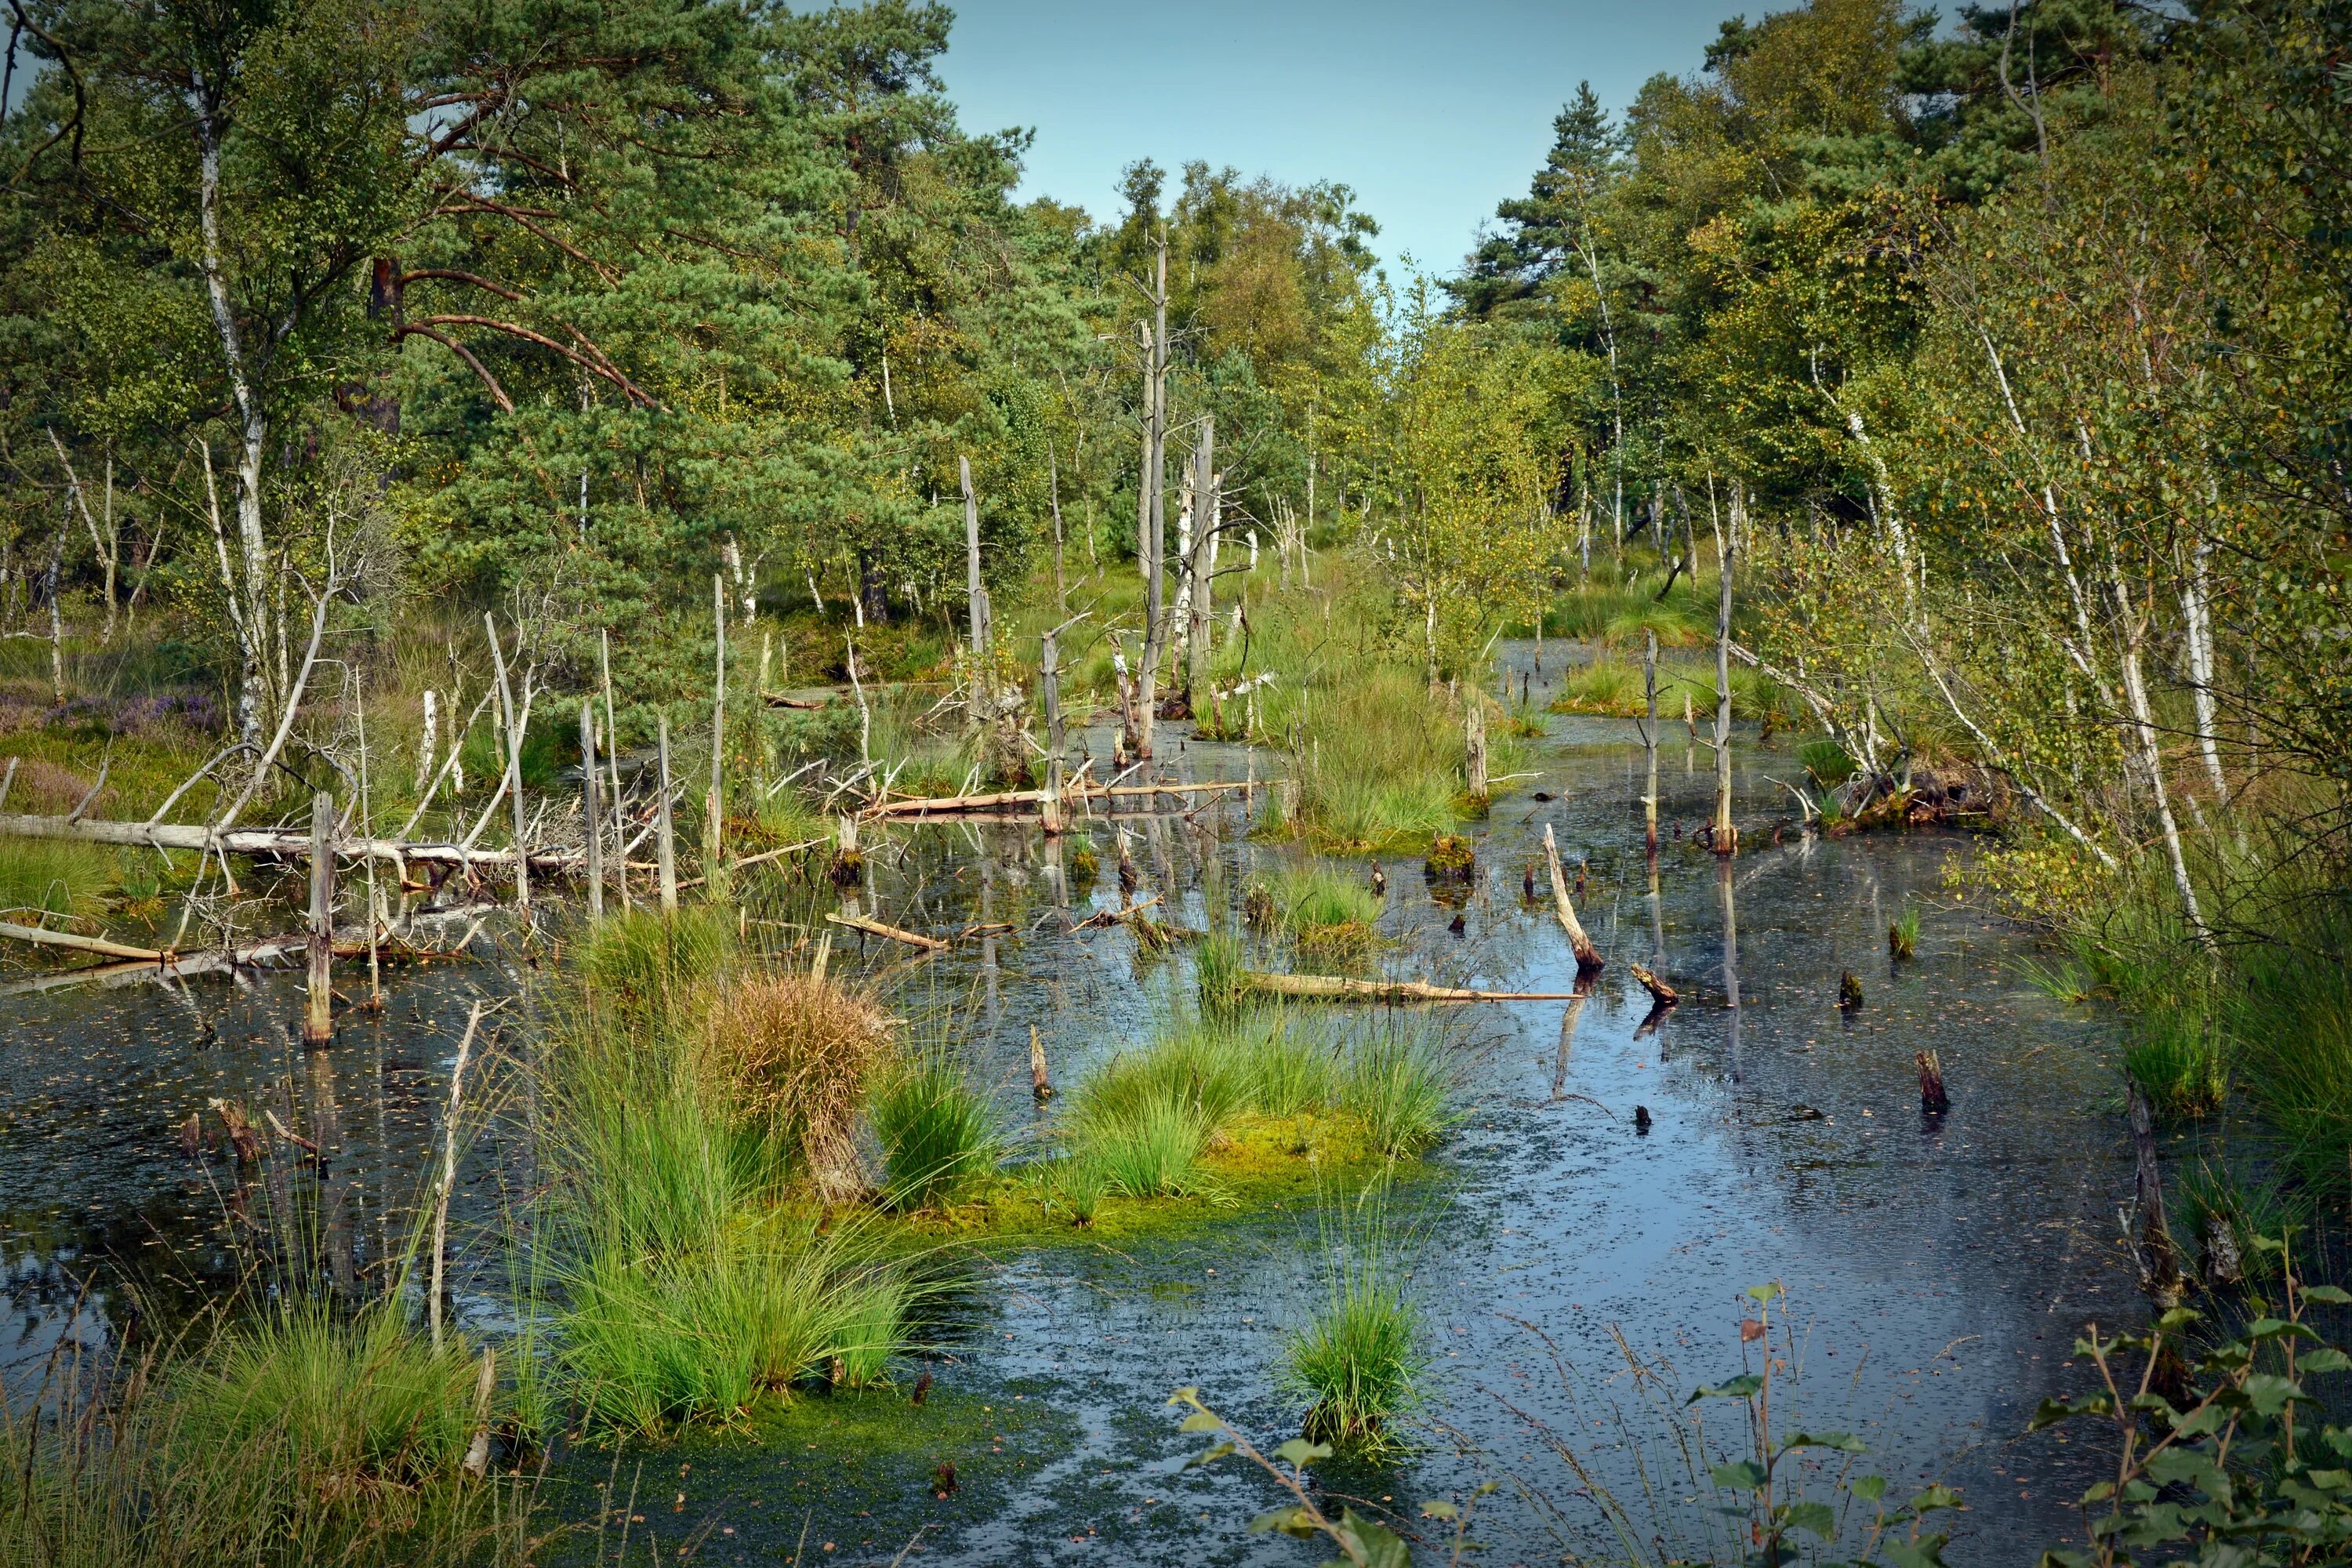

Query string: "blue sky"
[[936, 0, 1755, 280]]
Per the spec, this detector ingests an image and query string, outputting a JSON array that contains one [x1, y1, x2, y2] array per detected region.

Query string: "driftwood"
[[1629, 964, 1679, 1004], [0, 920, 168, 960], [1240, 971, 1586, 1003], [1072, 893, 1163, 931], [824, 910, 947, 952], [764, 693, 833, 710]]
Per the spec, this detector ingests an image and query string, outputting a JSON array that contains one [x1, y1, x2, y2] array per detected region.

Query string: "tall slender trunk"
[[1134, 234, 1170, 760], [2111, 568, 2206, 940], [1712, 528, 1736, 855], [1185, 418, 1216, 703], [190, 75, 272, 748], [2181, 539, 2227, 804], [1643, 630, 1659, 855]]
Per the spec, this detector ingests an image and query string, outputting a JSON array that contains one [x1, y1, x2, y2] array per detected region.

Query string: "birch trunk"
[[1185, 419, 1216, 704], [1712, 528, 1736, 855], [2111, 570, 2207, 940]]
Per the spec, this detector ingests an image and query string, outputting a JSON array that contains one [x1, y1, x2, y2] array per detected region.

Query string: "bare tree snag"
[[1712, 526, 1737, 855], [1542, 823, 1603, 972], [303, 790, 334, 1047], [580, 701, 603, 923], [709, 573, 727, 882], [1629, 964, 1678, 1004], [1240, 971, 1585, 1003], [1030, 1024, 1053, 1099], [655, 716, 678, 915], [485, 615, 528, 920], [1916, 1050, 1949, 1113]]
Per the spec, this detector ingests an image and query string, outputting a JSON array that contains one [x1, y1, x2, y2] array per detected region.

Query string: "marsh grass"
[[0, 1317, 539, 1568], [547, 942, 916, 1435], [1247, 862, 1382, 956], [0, 837, 126, 922], [1338, 1018, 1459, 1156], [1286, 666, 1470, 851], [867, 1051, 1001, 1211], [1889, 906, 1920, 961], [1282, 1196, 1425, 1458], [2175, 1160, 2312, 1284]]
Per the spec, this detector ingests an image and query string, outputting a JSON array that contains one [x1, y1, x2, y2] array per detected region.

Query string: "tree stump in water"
[[1424, 833, 1475, 881], [1915, 1050, 1949, 1113], [1838, 971, 1864, 1010]]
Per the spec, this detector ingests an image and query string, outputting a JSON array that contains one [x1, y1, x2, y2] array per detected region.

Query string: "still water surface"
[[0, 648, 2140, 1563]]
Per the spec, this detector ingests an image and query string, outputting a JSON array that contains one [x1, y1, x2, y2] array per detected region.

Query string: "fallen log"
[[0, 902, 503, 996], [763, 693, 833, 710], [0, 811, 584, 873], [1071, 893, 1163, 931], [860, 778, 1263, 821], [0, 920, 167, 960], [824, 910, 947, 952], [1629, 964, 1679, 1004], [1240, 971, 1586, 1003]]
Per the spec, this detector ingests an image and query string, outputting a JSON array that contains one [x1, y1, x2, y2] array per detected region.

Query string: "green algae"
[[546, 1383, 1078, 1565]]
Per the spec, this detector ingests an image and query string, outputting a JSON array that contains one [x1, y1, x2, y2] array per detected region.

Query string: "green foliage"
[[1246, 862, 1382, 955], [2027, 1268, 2352, 1563], [867, 1052, 1001, 1212], [0, 839, 125, 923], [574, 907, 736, 1030], [1889, 906, 1919, 961]]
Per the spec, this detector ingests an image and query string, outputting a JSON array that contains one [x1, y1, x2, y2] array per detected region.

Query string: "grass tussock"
[[0, 1308, 532, 1568], [1283, 666, 1481, 851], [868, 1051, 1001, 1212], [700, 971, 892, 1202], [1283, 1211, 1425, 1458], [1245, 862, 1382, 956]]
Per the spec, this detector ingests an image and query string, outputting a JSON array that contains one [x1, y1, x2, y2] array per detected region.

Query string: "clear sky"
[[935, 0, 1754, 281]]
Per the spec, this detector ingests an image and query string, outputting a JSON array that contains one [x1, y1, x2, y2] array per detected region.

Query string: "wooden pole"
[[1643, 630, 1660, 855], [708, 574, 727, 881], [485, 615, 529, 920], [580, 701, 603, 922], [303, 789, 335, 1046], [655, 715, 677, 914], [1542, 822, 1604, 972], [601, 628, 628, 912]]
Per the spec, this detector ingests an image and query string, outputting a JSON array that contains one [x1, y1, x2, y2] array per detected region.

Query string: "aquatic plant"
[[1082, 1091, 1218, 1199], [1338, 1018, 1457, 1156], [1052, 1155, 1108, 1225], [1193, 925, 1247, 1014], [1281, 1226, 1425, 1457], [867, 1051, 1001, 1211], [2016, 953, 2096, 1004], [1067, 840, 1100, 887], [1889, 906, 1920, 960], [1548, 658, 1643, 715], [1246, 862, 1381, 955], [562, 1218, 906, 1432], [1167, 1386, 1442, 1567], [2125, 1011, 2227, 1120], [1798, 737, 1858, 789], [575, 906, 735, 1027], [1423, 833, 1474, 879], [0, 837, 121, 922]]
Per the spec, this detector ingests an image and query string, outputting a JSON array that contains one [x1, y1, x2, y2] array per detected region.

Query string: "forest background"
[[2, 0, 2350, 1183]]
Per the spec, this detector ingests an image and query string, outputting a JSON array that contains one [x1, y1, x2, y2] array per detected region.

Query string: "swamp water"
[[1, 645, 2143, 1564]]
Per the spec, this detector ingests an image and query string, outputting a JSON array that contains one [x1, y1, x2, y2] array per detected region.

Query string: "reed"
[[1281, 1205, 1425, 1458], [1338, 1018, 1458, 1156]]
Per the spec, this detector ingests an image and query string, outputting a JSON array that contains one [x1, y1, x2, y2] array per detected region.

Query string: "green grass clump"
[[0, 837, 127, 922], [1799, 738, 1857, 789], [1339, 1020, 1458, 1156], [1548, 659, 1643, 716], [2226, 904, 2352, 1193], [1283, 1235, 1425, 1458], [1889, 906, 1920, 961], [1286, 665, 1473, 851], [1195, 927, 1247, 1014], [1246, 862, 1382, 954], [868, 1053, 1001, 1211], [575, 906, 735, 1027], [1051, 1156, 1109, 1225], [2127, 1016, 2227, 1120], [1082, 1092, 1220, 1199]]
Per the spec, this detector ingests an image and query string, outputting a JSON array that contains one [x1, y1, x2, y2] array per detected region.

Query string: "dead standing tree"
[[1129, 229, 1171, 761]]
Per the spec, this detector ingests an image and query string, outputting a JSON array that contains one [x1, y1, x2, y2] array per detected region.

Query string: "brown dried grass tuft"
[[699, 971, 894, 1203]]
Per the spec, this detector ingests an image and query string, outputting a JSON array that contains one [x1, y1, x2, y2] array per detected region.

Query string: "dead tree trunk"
[[1040, 624, 1067, 837], [1185, 417, 1216, 706], [1542, 822, 1604, 973], [485, 615, 528, 921], [1642, 630, 1661, 855], [655, 715, 678, 915], [303, 789, 335, 1046], [1465, 691, 1489, 804], [1133, 232, 1170, 760], [2129, 1081, 2184, 1306], [708, 573, 727, 882], [580, 701, 604, 923], [1712, 525, 1737, 855]]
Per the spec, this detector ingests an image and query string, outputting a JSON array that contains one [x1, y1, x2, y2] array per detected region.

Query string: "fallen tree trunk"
[[860, 778, 1261, 821], [0, 810, 585, 873], [0, 920, 166, 960], [0, 902, 501, 996], [823, 910, 947, 952], [1240, 971, 1585, 1003]]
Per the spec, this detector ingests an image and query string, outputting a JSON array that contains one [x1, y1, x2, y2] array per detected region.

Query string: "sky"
[[935, 0, 1755, 281]]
